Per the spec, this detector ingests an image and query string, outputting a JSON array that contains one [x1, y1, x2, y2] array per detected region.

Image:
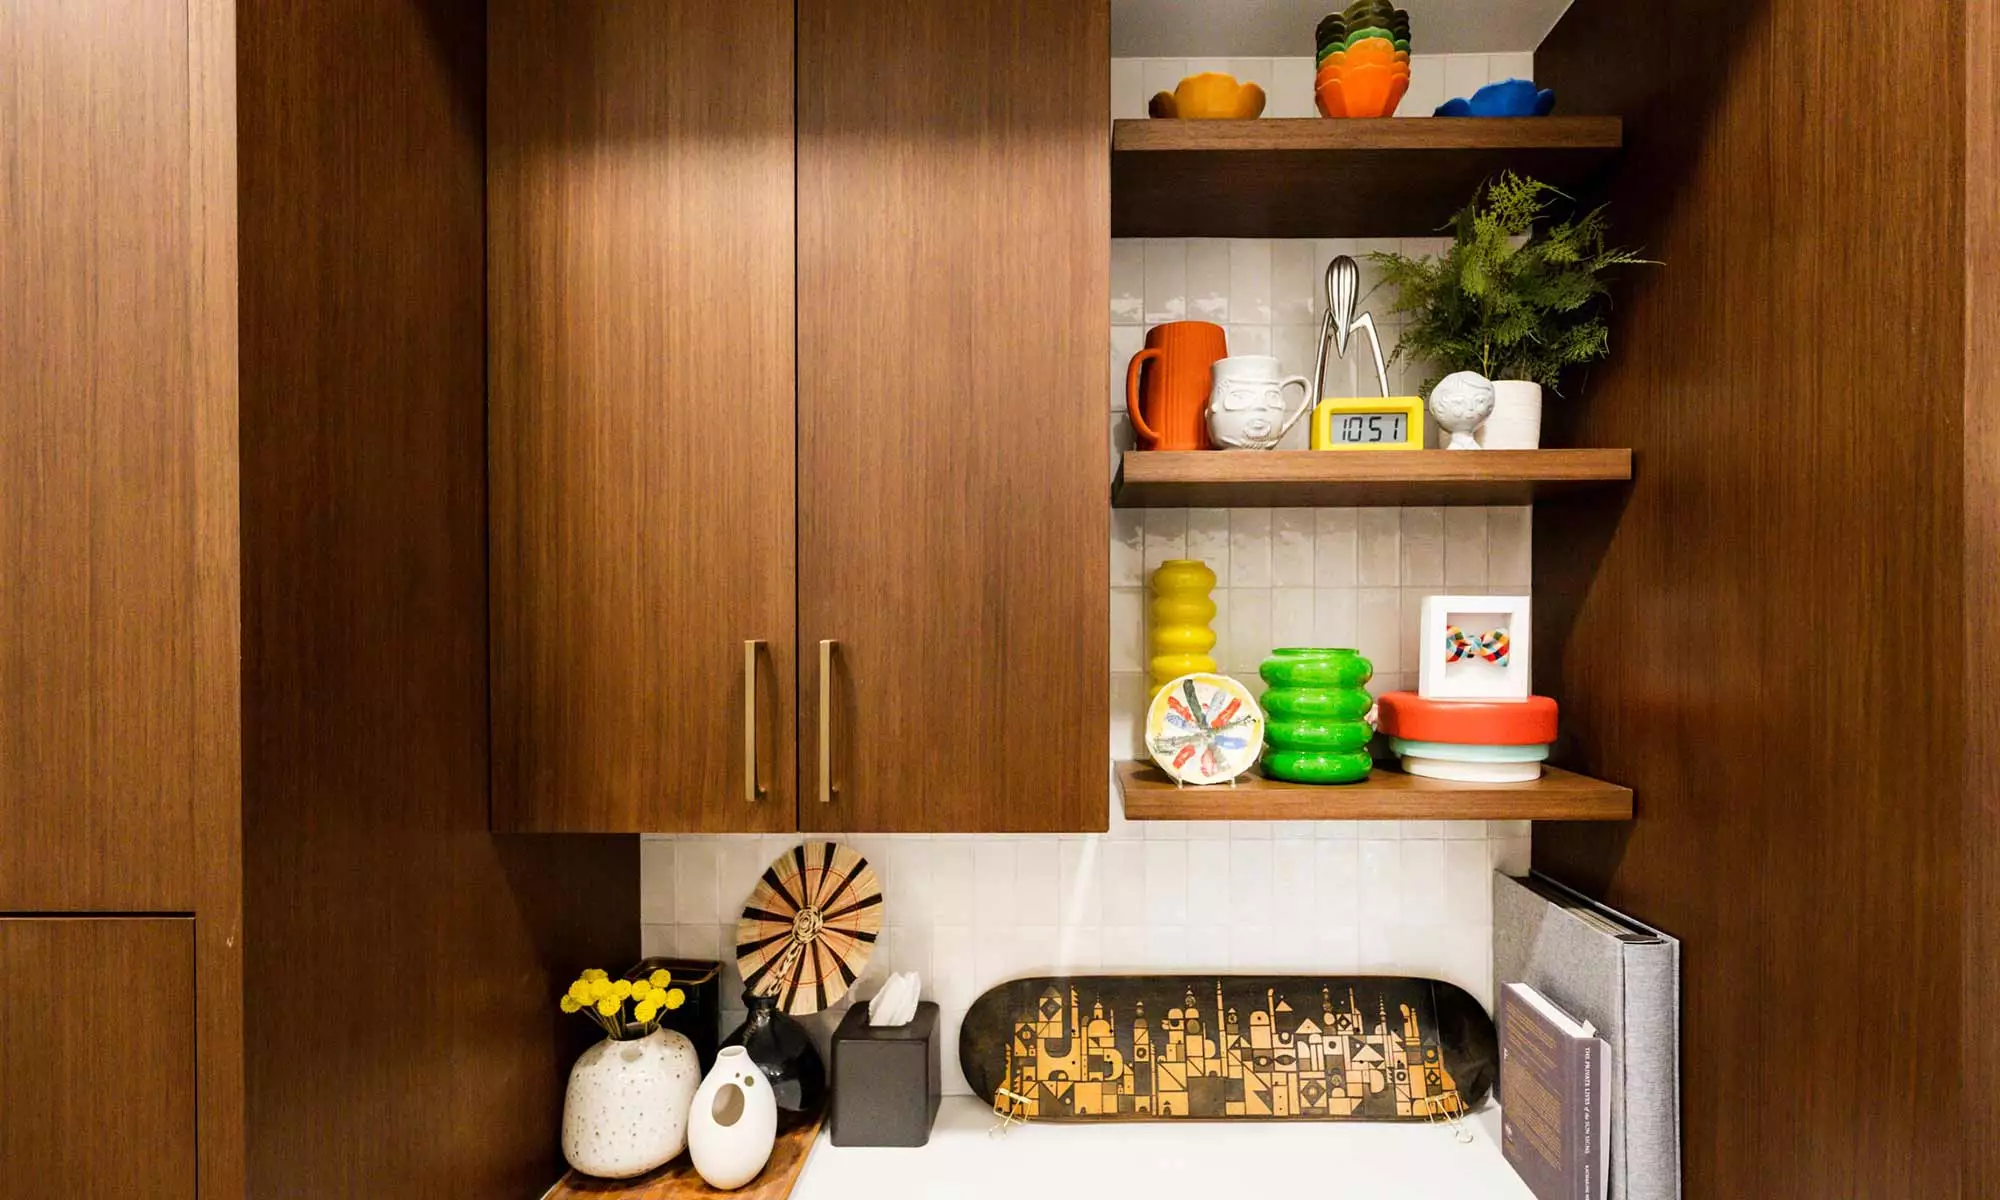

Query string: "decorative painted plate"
[[735, 842, 882, 1016], [1145, 673, 1264, 785]]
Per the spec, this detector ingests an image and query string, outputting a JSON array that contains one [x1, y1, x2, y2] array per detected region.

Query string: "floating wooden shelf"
[[1115, 760, 1633, 822], [543, 1113, 822, 1199], [1112, 116, 1624, 238], [1112, 448, 1632, 508]]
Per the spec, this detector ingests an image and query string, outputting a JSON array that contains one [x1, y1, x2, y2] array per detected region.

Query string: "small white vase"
[[1478, 380, 1544, 449], [689, 1045, 779, 1191], [561, 1027, 700, 1180]]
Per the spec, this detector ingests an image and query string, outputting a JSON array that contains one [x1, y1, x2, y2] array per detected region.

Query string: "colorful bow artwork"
[[1445, 625, 1511, 666]]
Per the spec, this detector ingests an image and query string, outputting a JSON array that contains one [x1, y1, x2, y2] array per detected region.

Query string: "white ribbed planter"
[[689, 1046, 779, 1191], [561, 1027, 700, 1180], [1478, 380, 1544, 449]]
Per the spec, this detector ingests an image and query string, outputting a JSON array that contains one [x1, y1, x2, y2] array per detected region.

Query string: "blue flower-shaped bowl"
[[1435, 78, 1556, 118]]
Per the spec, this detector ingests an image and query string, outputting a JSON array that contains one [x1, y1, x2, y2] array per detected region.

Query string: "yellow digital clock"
[[1309, 396, 1428, 451]]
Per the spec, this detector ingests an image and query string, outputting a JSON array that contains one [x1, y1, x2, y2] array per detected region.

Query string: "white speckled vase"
[[688, 1046, 778, 1191], [561, 1027, 700, 1180]]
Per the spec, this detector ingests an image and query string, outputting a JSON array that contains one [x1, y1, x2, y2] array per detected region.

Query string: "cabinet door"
[[0, 0, 219, 909], [489, 0, 798, 832], [798, 0, 1111, 832], [0, 919, 196, 1200]]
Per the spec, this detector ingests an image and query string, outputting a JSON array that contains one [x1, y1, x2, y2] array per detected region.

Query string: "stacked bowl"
[[1314, 3, 1412, 118], [1374, 693, 1558, 783]]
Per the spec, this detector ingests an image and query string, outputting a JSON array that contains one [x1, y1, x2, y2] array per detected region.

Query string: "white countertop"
[[792, 1097, 1536, 1199]]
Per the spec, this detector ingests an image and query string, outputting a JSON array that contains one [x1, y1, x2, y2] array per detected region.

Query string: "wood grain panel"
[[1112, 117, 1623, 238], [1113, 449, 1632, 508], [1532, 4, 1965, 1197], [1966, 0, 2000, 1189], [189, 0, 246, 1193], [0, 0, 198, 910], [0, 919, 196, 1200], [237, 2, 638, 1195], [488, 0, 798, 834], [798, 0, 1111, 833]]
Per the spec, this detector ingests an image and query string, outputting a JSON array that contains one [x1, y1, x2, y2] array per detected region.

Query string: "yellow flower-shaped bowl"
[[1149, 72, 1268, 119]]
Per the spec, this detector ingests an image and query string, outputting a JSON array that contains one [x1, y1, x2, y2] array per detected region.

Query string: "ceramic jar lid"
[[1375, 691, 1557, 745]]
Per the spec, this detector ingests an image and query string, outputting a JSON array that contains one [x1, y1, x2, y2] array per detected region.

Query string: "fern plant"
[[1370, 172, 1651, 397]]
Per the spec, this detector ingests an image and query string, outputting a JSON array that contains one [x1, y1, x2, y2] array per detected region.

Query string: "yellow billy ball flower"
[[630, 980, 653, 1000], [582, 969, 609, 983], [611, 980, 633, 1000], [567, 980, 594, 1005], [664, 988, 686, 1011], [634, 1002, 660, 1024], [595, 997, 620, 1018], [649, 969, 672, 988], [589, 979, 613, 1002], [560, 996, 582, 1014]]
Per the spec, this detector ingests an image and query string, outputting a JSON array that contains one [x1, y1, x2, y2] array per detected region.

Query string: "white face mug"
[[1205, 356, 1314, 450]]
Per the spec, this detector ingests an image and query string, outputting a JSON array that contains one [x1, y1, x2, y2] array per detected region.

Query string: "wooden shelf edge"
[[1111, 116, 1625, 154], [1115, 760, 1634, 822], [1111, 448, 1634, 508]]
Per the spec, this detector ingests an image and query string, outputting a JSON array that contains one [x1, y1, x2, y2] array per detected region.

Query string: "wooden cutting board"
[[543, 1111, 823, 1199]]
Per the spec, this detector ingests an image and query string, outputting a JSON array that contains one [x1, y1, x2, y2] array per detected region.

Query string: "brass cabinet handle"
[[743, 640, 767, 803], [819, 639, 838, 804]]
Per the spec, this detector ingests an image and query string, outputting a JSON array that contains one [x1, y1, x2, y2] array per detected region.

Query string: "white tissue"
[[867, 971, 922, 1027]]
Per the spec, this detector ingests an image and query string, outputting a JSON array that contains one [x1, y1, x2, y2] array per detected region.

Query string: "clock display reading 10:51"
[[1336, 412, 1407, 444], [1309, 396, 1427, 451]]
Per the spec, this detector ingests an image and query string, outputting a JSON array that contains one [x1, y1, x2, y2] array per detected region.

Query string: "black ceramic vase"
[[721, 990, 826, 1116]]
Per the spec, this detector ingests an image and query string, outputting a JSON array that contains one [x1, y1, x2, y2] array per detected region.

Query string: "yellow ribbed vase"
[[1149, 559, 1218, 699]]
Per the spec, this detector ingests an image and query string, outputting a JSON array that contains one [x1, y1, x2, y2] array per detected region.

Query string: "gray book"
[[1494, 872, 1681, 1200], [1500, 982, 1609, 1200]]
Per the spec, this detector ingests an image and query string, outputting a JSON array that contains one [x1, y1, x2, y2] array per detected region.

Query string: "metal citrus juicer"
[[1309, 256, 1427, 449]]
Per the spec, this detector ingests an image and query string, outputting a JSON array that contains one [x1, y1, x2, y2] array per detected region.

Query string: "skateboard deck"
[[959, 974, 1495, 1121]]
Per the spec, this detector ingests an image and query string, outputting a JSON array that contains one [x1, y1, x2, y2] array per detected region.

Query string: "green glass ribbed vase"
[[1259, 648, 1375, 784]]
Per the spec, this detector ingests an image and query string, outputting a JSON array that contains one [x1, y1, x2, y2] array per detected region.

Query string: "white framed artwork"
[[1419, 594, 1533, 701]]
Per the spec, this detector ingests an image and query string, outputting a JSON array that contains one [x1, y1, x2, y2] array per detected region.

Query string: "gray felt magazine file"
[[1493, 872, 1682, 1200]]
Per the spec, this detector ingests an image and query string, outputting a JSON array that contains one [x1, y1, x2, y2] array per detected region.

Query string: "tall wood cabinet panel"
[[796, 0, 1111, 832], [1534, 2, 1972, 1196], [240, 0, 639, 1192], [489, 0, 799, 833], [0, 919, 197, 1200], [0, 0, 211, 912]]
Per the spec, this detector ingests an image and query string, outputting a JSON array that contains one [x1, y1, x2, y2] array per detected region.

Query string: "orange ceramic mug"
[[1127, 321, 1228, 451]]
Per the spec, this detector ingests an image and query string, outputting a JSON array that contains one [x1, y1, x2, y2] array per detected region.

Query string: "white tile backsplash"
[[1110, 242, 1145, 326], [1111, 58, 1147, 121], [643, 795, 1532, 1092], [1186, 240, 1232, 323], [1270, 508, 1316, 586], [1227, 238, 1273, 325], [1226, 508, 1272, 587], [1143, 238, 1189, 324], [1443, 55, 1496, 107], [641, 50, 1544, 1099]]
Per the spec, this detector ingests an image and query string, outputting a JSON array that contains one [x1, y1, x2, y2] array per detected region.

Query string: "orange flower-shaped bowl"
[[1316, 63, 1411, 119], [1315, 49, 1408, 90]]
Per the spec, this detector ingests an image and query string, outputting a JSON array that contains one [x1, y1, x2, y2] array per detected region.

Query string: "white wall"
[[640, 53, 1538, 1095]]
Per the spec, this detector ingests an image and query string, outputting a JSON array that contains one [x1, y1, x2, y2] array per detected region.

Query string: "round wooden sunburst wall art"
[[735, 841, 883, 1015]]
